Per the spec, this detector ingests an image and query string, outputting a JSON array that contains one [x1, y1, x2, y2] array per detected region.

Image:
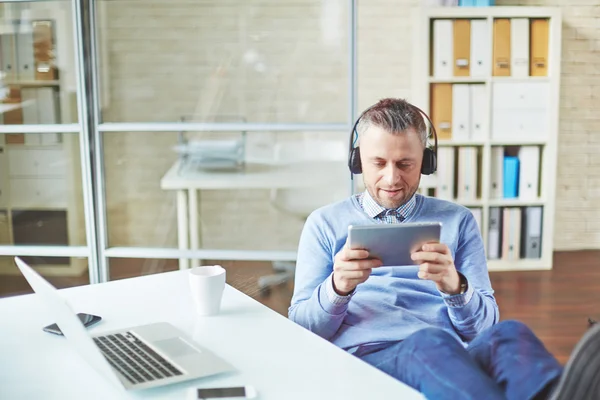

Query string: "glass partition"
[[0, 255, 89, 298], [103, 131, 349, 251], [96, 0, 349, 124]]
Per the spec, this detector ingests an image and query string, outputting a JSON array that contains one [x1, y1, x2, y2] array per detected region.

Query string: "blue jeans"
[[354, 320, 563, 400]]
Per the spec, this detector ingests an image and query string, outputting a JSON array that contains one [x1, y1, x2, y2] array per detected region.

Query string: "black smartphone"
[[196, 386, 256, 399], [42, 313, 102, 336]]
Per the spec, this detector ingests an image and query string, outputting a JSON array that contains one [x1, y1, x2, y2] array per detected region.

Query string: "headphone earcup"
[[421, 148, 437, 175], [348, 147, 362, 175]]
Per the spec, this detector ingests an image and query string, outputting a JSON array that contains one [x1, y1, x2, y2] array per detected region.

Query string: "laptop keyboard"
[[93, 332, 183, 385]]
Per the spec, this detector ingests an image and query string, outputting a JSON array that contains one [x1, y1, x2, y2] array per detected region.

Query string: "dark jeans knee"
[[493, 320, 537, 340], [403, 327, 462, 352]]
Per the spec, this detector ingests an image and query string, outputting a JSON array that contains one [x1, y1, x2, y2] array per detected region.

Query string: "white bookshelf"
[[412, 6, 562, 271]]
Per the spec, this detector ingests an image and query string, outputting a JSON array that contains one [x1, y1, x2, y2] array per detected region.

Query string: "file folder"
[[33, 21, 57, 81], [511, 18, 530, 78], [493, 19, 511, 76], [452, 84, 470, 141], [521, 206, 542, 259], [518, 146, 540, 200], [16, 31, 35, 81], [453, 19, 470, 77], [433, 19, 454, 78], [488, 207, 502, 259], [436, 147, 455, 200], [458, 147, 477, 200], [530, 19, 549, 76], [0, 33, 16, 80], [469, 84, 486, 140], [503, 156, 519, 198], [431, 83, 453, 140], [502, 208, 521, 261], [470, 19, 489, 77], [490, 146, 504, 199]]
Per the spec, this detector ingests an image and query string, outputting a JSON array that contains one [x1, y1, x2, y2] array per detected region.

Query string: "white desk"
[[160, 160, 347, 269], [0, 270, 424, 400]]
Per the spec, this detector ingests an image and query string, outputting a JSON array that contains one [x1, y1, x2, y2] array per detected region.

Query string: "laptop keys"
[[92, 332, 183, 385]]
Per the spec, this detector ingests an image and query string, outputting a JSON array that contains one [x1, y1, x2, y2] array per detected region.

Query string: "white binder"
[[0, 33, 16, 80], [452, 85, 470, 141], [433, 19, 453, 78], [436, 147, 455, 200], [469, 84, 487, 141], [518, 146, 540, 200], [490, 146, 504, 199], [502, 207, 522, 261], [510, 18, 530, 78], [457, 147, 477, 200], [470, 19, 489, 77], [16, 31, 35, 81]]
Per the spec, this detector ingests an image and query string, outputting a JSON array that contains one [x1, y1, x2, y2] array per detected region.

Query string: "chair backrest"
[[271, 140, 348, 218]]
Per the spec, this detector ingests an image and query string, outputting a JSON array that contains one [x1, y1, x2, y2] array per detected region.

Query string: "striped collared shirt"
[[358, 190, 417, 223]]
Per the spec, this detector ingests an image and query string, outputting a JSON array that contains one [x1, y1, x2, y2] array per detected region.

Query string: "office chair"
[[258, 139, 347, 296]]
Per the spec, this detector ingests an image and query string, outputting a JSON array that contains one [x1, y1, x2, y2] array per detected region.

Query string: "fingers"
[[411, 250, 446, 264], [335, 258, 382, 272], [420, 242, 450, 254], [418, 262, 447, 274], [340, 248, 370, 261], [337, 269, 372, 281], [417, 269, 444, 282]]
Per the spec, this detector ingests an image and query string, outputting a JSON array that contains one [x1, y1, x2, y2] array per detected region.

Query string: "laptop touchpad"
[[154, 338, 200, 358]]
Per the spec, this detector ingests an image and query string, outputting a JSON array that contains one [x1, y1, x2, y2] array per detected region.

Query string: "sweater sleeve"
[[444, 210, 500, 342], [287, 211, 349, 340]]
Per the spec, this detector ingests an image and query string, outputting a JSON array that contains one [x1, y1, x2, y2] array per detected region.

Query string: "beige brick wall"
[[496, 0, 600, 249], [101, 0, 600, 252]]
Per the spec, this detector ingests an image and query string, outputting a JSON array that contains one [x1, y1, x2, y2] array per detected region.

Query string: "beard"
[[364, 179, 420, 210]]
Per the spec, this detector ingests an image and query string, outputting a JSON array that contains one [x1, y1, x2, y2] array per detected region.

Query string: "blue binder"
[[503, 156, 520, 198]]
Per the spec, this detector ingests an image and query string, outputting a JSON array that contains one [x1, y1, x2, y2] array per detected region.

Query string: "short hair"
[[356, 98, 428, 146]]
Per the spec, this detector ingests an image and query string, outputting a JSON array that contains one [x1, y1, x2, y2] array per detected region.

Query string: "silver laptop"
[[14, 257, 234, 391]]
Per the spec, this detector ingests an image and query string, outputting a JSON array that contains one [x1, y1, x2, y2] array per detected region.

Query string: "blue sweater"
[[288, 194, 499, 352]]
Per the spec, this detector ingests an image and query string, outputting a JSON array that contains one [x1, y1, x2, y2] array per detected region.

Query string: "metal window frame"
[[0, 0, 358, 283]]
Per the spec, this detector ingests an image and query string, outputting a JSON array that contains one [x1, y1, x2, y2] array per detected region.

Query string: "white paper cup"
[[189, 265, 226, 316]]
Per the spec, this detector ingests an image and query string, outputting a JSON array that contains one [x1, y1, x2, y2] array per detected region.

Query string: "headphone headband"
[[348, 100, 438, 176]]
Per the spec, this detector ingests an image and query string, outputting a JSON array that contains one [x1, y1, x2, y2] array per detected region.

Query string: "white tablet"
[[347, 222, 442, 266]]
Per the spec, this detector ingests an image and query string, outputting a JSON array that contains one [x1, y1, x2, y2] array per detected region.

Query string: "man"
[[288, 98, 600, 400]]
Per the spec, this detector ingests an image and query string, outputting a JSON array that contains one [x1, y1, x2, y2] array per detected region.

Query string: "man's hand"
[[411, 243, 461, 294], [332, 241, 382, 296]]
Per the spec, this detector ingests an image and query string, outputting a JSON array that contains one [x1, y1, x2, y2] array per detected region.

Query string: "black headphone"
[[347, 101, 438, 176]]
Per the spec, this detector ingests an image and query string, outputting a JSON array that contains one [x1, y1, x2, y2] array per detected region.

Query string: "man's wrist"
[[325, 274, 354, 305], [440, 272, 468, 295], [332, 275, 354, 296]]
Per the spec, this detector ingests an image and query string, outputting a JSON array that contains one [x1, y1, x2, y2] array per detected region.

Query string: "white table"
[[160, 160, 347, 269], [0, 270, 424, 400]]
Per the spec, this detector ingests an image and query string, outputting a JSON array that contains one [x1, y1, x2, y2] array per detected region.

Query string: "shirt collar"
[[360, 190, 417, 221]]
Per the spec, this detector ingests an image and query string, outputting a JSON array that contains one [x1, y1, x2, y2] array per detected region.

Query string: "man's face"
[[360, 125, 424, 209]]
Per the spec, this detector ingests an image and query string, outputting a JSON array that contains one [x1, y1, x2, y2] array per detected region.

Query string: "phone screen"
[[43, 313, 102, 335], [197, 387, 246, 399]]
